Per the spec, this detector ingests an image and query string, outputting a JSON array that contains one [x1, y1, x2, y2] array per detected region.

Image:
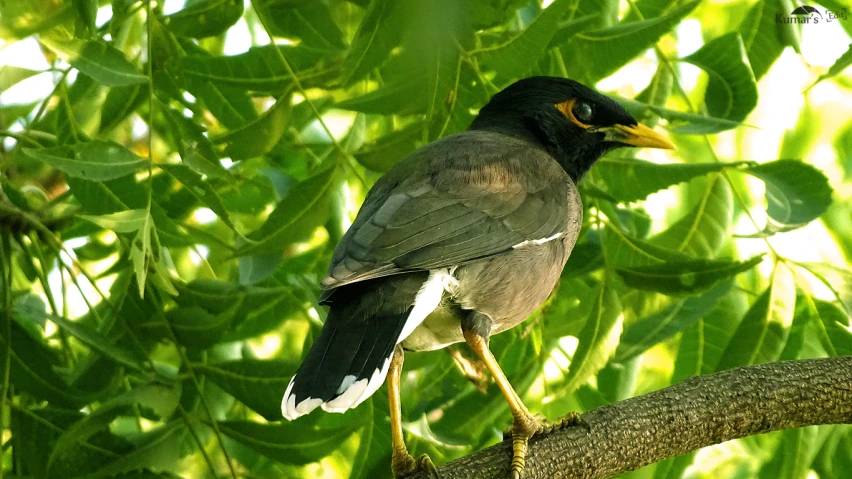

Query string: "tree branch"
[[411, 356, 852, 479]]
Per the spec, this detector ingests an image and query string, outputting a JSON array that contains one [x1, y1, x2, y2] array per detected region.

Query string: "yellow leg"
[[389, 346, 438, 479], [463, 330, 585, 479]]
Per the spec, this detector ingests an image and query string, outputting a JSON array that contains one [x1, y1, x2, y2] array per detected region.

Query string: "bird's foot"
[[503, 411, 589, 478], [392, 450, 439, 479]]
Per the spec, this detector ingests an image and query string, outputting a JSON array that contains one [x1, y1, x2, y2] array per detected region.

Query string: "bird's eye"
[[573, 102, 593, 123]]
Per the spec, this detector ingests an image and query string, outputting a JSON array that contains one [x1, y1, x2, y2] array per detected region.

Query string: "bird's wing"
[[320, 132, 580, 299]]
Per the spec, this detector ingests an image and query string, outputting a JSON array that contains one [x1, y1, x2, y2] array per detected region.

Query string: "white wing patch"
[[512, 232, 564, 249], [396, 268, 455, 344], [282, 269, 453, 420]]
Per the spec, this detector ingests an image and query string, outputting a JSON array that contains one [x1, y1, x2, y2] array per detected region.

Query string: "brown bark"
[[409, 356, 852, 479]]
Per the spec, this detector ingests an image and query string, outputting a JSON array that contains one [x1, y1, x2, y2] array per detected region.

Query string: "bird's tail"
[[281, 272, 433, 420]]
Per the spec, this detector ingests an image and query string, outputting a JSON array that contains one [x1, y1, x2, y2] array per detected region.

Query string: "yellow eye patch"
[[556, 98, 593, 129]]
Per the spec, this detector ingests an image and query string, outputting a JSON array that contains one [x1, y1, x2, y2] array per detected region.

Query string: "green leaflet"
[[682, 33, 758, 122], [716, 263, 797, 370], [195, 359, 296, 421], [744, 160, 833, 233]]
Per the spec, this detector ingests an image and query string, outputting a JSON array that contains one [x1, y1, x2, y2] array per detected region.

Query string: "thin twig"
[[250, 0, 368, 188]]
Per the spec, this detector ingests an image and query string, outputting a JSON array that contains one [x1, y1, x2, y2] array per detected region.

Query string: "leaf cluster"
[[0, 0, 850, 478]]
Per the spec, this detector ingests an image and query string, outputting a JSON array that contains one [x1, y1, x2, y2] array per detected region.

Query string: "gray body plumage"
[[323, 130, 582, 350], [283, 129, 582, 419]]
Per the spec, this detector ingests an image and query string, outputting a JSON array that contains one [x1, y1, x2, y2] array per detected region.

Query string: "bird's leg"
[[388, 345, 439, 479], [462, 312, 586, 479]]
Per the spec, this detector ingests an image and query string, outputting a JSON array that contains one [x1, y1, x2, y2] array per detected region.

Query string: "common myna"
[[282, 76, 675, 478]]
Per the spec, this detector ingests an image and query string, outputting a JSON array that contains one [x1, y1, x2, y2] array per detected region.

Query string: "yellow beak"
[[602, 123, 676, 150]]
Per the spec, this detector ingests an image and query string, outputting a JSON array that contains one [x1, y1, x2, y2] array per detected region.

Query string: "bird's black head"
[[469, 76, 674, 182]]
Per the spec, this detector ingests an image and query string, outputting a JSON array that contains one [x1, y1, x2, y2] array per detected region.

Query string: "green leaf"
[[72, 0, 97, 37], [85, 421, 184, 478], [562, 279, 622, 395], [67, 176, 190, 248], [614, 255, 763, 296], [739, 0, 790, 80], [255, 0, 346, 50], [161, 107, 232, 180], [234, 167, 338, 257], [478, 0, 575, 78], [341, 0, 406, 84], [652, 175, 733, 257], [1, 321, 95, 407], [615, 279, 731, 363], [216, 419, 362, 465], [180, 44, 338, 94], [682, 32, 758, 122], [82, 209, 148, 233], [672, 289, 749, 381], [41, 37, 147, 86], [349, 397, 394, 479], [0, 101, 37, 125], [354, 124, 421, 172], [604, 226, 690, 268], [174, 278, 309, 340], [174, 278, 242, 313], [188, 80, 257, 129], [222, 287, 310, 341], [653, 453, 697, 479], [195, 359, 296, 420], [99, 83, 147, 133], [779, 102, 821, 160], [809, 42, 852, 89], [779, 293, 812, 361], [0, 65, 40, 93], [407, 0, 471, 141], [745, 160, 833, 233], [336, 81, 423, 115], [834, 120, 852, 183], [796, 263, 852, 316], [18, 308, 148, 372], [716, 263, 796, 370], [165, 304, 236, 349], [129, 212, 154, 298], [11, 406, 131, 477], [47, 383, 181, 475], [563, 1, 699, 83], [546, 14, 601, 49], [213, 97, 288, 160], [21, 141, 147, 181], [811, 298, 852, 356], [163, 0, 243, 38], [759, 427, 821, 479], [594, 157, 743, 203], [160, 164, 239, 234], [618, 98, 745, 134], [634, 62, 673, 126]]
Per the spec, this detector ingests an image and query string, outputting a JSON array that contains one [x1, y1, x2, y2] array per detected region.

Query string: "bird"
[[281, 76, 675, 478]]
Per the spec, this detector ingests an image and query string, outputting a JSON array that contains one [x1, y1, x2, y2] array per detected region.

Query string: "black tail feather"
[[282, 272, 429, 419]]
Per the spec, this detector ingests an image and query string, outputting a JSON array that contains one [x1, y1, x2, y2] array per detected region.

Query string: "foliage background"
[[0, 0, 851, 477]]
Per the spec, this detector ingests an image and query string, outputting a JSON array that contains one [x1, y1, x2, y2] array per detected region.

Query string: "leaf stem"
[[0, 232, 12, 479], [250, 1, 368, 188], [150, 286, 239, 479], [178, 404, 220, 478]]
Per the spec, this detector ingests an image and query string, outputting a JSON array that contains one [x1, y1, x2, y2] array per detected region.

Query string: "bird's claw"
[[502, 411, 589, 478], [502, 411, 589, 440], [392, 451, 439, 479]]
